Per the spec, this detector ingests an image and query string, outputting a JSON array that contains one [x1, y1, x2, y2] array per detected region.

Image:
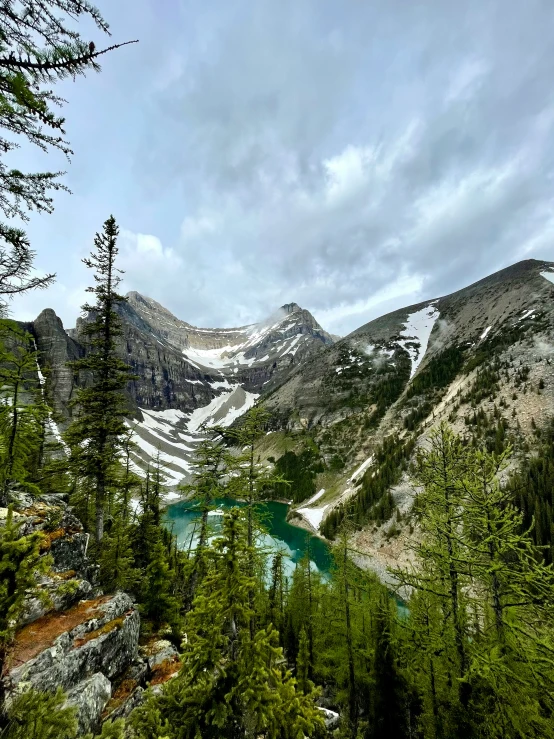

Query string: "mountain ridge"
[[27, 258, 554, 503]]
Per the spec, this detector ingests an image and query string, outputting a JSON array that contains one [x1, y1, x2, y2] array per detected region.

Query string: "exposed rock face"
[[31, 295, 335, 482], [65, 672, 112, 735], [2, 501, 143, 735], [30, 308, 84, 424], [5, 592, 140, 734], [264, 259, 554, 431]]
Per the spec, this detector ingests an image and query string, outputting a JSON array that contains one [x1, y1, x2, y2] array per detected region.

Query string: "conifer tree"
[[296, 626, 313, 695], [2, 688, 77, 739], [98, 510, 138, 593], [141, 538, 181, 633], [132, 508, 325, 739], [368, 594, 410, 739], [0, 321, 48, 504], [395, 423, 472, 733], [65, 216, 136, 543], [179, 433, 230, 606], [0, 2, 136, 314], [221, 406, 287, 637], [460, 444, 554, 738], [118, 429, 141, 525], [0, 508, 50, 725]]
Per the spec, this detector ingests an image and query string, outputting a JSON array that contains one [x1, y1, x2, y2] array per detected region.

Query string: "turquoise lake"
[[164, 497, 333, 578]]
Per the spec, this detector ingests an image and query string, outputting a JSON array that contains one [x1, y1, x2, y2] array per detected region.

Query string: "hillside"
[[30, 297, 334, 486], [28, 259, 554, 527], [259, 258, 554, 571]]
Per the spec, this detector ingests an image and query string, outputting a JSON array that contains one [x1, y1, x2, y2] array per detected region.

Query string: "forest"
[[1, 2, 554, 738]]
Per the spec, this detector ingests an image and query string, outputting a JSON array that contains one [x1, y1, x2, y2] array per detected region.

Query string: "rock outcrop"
[[1, 500, 143, 735], [30, 308, 85, 424]]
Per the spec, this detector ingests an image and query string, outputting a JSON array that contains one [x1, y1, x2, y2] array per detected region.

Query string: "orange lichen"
[[150, 657, 181, 686], [6, 595, 111, 670], [102, 678, 138, 718], [39, 528, 66, 551], [56, 570, 77, 580], [73, 615, 127, 648]]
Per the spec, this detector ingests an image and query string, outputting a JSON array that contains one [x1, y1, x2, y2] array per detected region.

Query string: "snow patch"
[[518, 308, 536, 321], [399, 303, 440, 379], [348, 455, 374, 483], [187, 387, 259, 432], [480, 326, 492, 341], [540, 271, 554, 286], [297, 505, 328, 530]]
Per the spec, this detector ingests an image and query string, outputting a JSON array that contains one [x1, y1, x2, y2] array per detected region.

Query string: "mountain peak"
[[280, 302, 302, 314]]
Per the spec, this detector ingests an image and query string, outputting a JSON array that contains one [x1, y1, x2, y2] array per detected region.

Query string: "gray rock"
[[50, 531, 90, 577], [64, 672, 111, 735], [105, 685, 145, 722], [31, 308, 85, 423], [21, 577, 93, 627], [144, 640, 179, 671], [6, 592, 139, 696]]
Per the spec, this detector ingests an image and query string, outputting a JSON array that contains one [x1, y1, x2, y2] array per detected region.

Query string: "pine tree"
[[131, 508, 325, 739], [460, 444, 554, 738], [179, 433, 230, 607], [0, 2, 136, 314], [368, 594, 410, 739], [0, 321, 48, 504], [98, 510, 138, 593], [2, 688, 77, 739], [296, 626, 313, 695], [394, 423, 472, 734], [221, 406, 287, 638], [141, 538, 181, 633], [0, 508, 50, 725], [65, 216, 136, 544]]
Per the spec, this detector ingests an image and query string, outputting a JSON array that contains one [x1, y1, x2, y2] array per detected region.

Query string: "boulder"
[[144, 639, 180, 671], [64, 672, 111, 736], [21, 575, 93, 627], [5, 592, 139, 698]]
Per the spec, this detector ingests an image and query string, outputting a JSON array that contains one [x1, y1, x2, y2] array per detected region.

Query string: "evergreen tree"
[[368, 594, 410, 739], [179, 433, 230, 607], [2, 688, 77, 739], [395, 423, 472, 735], [141, 538, 181, 634], [296, 626, 313, 695], [65, 216, 136, 543], [221, 407, 287, 638], [131, 508, 324, 739], [0, 322, 48, 504], [0, 508, 50, 725], [460, 444, 554, 738], [0, 2, 136, 314], [98, 509, 139, 593]]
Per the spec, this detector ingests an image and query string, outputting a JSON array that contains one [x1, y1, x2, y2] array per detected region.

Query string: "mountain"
[[29, 259, 554, 531], [31, 296, 334, 485], [258, 258, 554, 576]]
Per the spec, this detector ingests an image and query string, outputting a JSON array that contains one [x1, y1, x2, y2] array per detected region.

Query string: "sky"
[[9, 0, 554, 336]]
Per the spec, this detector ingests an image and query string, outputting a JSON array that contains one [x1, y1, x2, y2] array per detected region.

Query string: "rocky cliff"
[[29, 297, 335, 485], [1, 497, 180, 735]]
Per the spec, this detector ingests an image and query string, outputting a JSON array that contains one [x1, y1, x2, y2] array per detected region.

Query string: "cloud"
[[8, 0, 554, 337]]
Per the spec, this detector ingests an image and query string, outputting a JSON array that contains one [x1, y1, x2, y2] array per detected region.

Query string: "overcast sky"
[[9, 0, 554, 335]]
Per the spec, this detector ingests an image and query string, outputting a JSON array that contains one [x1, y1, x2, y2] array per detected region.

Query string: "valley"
[[29, 258, 554, 580]]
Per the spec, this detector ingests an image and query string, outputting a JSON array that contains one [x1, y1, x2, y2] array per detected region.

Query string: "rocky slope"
[[1, 496, 181, 735], [259, 259, 554, 554], [30, 297, 334, 486]]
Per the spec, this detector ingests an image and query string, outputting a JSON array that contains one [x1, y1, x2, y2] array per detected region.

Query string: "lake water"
[[164, 497, 333, 578]]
